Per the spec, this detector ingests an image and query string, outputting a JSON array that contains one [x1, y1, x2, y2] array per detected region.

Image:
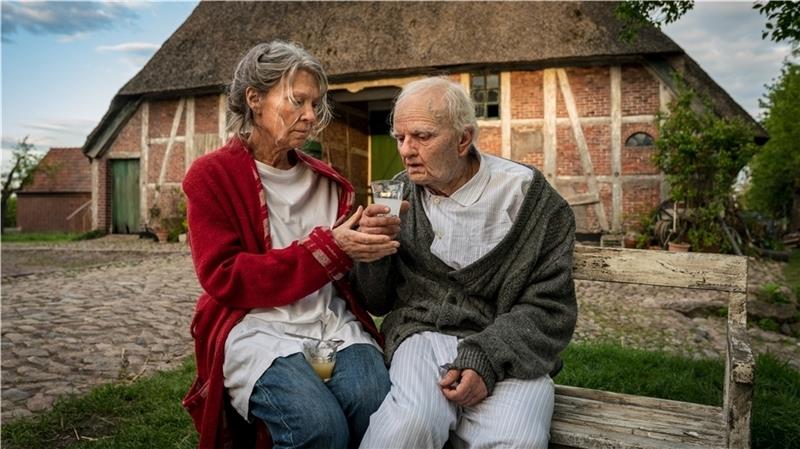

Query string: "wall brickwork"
[[195, 95, 221, 135], [476, 126, 501, 156], [108, 109, 142, 155], [149, 99, 186, 138], [560, 67, 611, 118], [510, 71, 543, 119], [622, 180, 662, 228], [621, 65, 660, 116]]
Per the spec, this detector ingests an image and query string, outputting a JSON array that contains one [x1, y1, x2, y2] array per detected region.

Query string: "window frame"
[[625, 132, 655, 148], [470, 72, 501, 120]]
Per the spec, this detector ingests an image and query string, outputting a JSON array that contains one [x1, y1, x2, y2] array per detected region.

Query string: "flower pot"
[[668, 241, 690, 252], [155, 229, 169, 244]]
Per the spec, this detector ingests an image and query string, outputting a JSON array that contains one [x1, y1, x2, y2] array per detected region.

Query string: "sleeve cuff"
[[301, 227, 353, 281], [454, 346, 497, 395]]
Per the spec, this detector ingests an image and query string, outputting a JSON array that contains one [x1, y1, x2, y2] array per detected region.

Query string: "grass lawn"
[[1, 230, 104, 243], [3, 343, 798, 449]]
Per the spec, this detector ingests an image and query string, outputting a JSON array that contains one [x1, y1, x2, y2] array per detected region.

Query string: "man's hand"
[[332, 206, 400, 262], [439, 368, 488, 407], [357, 202, 410, 238]]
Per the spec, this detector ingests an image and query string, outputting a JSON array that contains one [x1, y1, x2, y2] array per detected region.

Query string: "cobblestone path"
[[2, 237, 200, 421]]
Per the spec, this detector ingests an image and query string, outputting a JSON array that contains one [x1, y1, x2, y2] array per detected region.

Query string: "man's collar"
[[427, 149, 490, 207]]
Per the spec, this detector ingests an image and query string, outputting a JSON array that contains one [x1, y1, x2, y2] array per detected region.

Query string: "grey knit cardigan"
[[353, 166, 577, 394]]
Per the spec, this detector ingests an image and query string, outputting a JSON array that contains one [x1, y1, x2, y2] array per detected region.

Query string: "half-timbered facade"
[[83, 2, 763, 235]]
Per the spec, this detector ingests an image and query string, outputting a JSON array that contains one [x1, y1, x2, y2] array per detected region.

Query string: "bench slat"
[[551, 386, 726, 449], [573, 246, 747, 293], [555, 395, 722, 432], [551, 419, 726, 449], [554, 385, 721, 418]]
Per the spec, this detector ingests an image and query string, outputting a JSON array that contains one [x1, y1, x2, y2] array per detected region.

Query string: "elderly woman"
[[182, 41, 395, 449]]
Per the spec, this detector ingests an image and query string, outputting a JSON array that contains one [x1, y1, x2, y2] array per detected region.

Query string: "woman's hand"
[[332, 207, 400, 263]]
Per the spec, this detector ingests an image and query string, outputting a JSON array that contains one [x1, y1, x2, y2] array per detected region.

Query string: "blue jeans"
[[249, 344, 390, 449]]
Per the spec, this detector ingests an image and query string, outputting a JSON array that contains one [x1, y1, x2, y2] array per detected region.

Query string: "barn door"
[[111, 159, 140, 234]]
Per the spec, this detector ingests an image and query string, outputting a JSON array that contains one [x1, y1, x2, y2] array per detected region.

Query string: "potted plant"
[[149, 204, 169, 243]]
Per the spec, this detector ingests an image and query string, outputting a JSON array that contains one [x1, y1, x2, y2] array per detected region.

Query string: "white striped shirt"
[[422, 151, 533, 270]]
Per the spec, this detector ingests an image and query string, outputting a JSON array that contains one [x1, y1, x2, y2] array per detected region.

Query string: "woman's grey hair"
[[226, 40, 332, 139], [393, 77, 479, 145]]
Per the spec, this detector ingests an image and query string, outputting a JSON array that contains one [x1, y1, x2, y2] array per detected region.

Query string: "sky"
[[1, 1, 797, 172]]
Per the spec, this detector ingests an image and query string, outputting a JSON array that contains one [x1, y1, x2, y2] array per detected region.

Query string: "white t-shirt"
[[223, 159, 379, 419], [422, 152, 533, 269]]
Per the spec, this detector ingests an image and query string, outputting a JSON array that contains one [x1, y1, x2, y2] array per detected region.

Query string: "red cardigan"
[[181, 138, 381, 449]]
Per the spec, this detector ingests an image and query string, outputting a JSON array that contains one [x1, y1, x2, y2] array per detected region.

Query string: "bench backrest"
[[573, 245, 747, 293], [572, 245, 753, 448]]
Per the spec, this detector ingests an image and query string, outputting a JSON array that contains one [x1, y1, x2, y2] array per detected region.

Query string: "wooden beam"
[[565, 192, 600, 206], [149, 136, 186, 145], [156, 98, 185, 196], [557, 68, 609, 231], [459, 73, 470, 92], [218, 93, 227, 145], [558, 174, 662, 183], [91, 159, 99, 230], [501, 71, 511, 159], [186, 96, 195, 173], [543, 69, 557, 183], [510, 115, 657, 127], [611, 66, 622, 232], [329, 75, 424, 93], [140, 102, 149, 224]]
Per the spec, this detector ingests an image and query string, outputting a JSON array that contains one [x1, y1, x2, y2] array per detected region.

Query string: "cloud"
[[20, 118, 97, 138], [97, 41, 159, 56], [662, 2, 796, 119], [2, 1, 140, 41]]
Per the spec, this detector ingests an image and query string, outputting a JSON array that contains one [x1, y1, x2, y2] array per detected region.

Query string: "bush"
[[654, 77, 758, 252]]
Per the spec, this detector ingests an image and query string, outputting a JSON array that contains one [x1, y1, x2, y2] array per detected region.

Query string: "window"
[[625, 132, 654, 147], [470, 72, 500, 119]]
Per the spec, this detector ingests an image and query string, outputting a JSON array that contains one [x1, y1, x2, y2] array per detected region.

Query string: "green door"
[[111, 159, 140, 234], [370, 135, 403, 182]]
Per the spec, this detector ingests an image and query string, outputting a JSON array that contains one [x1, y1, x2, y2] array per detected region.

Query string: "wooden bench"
[[551, 246, 754, 449]]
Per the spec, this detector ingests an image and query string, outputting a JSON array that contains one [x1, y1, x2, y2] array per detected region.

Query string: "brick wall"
[[621, 65, 660, 116], [477, 126, 501, 156], [511, 71, 543, 119]]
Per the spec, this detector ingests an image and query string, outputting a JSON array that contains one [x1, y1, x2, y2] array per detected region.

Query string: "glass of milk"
[[370, 180, 404, 216]]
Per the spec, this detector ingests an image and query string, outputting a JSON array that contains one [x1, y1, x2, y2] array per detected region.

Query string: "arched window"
[[625, 132, 654, 147]]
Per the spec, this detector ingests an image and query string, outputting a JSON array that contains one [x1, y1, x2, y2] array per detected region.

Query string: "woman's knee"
[[303, 405, 349, 447]]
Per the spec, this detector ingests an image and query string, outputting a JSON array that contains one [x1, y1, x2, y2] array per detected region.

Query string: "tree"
[[746, 61, 800, 230], [616, 1, 800, 48], [654, 80, 758, 251], [1, 137, 43, 233]]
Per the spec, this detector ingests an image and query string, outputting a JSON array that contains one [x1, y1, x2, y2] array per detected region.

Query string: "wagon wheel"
[[654, 219, 673, 247]]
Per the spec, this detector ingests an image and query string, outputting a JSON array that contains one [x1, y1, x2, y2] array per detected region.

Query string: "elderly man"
[[353, 77, 577, 449]]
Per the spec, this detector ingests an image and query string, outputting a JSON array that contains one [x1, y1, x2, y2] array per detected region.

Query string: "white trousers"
[[360, 332, 554, 449]]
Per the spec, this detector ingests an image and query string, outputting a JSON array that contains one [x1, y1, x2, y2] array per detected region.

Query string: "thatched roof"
[[84, 1, 764, 157]]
